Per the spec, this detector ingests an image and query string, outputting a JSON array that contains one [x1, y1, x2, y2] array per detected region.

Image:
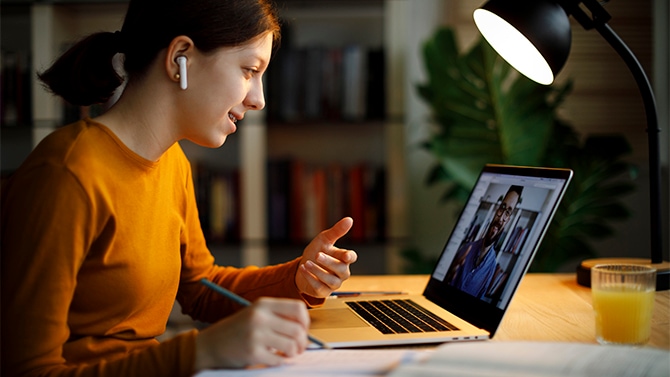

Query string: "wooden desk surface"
[[339, 273, 670, 350]]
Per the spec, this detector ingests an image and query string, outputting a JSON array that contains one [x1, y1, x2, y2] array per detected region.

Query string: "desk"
[[338, 273, 669, 349]]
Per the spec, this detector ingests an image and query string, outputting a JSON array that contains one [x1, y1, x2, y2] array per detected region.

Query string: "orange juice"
[[592, 286, 655, 345]]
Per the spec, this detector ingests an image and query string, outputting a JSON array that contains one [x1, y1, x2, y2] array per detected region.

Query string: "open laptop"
[[309, 164, 573, 348]]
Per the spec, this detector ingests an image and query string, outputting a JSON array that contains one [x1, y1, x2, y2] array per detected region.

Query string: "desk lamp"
[[472, 0, 669, 290]]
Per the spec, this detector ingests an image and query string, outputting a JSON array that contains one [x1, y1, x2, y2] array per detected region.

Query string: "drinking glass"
[[591, 264, 656, 345]]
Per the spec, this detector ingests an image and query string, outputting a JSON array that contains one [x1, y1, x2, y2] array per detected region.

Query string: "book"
[[342, 44, 367, 122], [347, 163, 366, 242], [311, 167, 328, 237], [192, 162, 241, 244], [387, 341, 669, 377], [289, 159, 306, 243], [321, 48, 343, 120], [1, 50, 31, 127], [304, 47, 324, 120], [326, 163, 345, 229], [365, 48, 386, 120], [267, 159, 291, 242]]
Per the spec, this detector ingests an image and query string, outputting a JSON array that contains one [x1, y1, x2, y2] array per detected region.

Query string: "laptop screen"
[[424, 164, 572, 335]]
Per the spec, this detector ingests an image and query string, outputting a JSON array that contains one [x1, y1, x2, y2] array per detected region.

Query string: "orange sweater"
[[1, 119, 322, 377]]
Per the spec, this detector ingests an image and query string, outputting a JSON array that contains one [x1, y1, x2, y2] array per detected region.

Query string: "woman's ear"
[[165, 36, 195, 89]]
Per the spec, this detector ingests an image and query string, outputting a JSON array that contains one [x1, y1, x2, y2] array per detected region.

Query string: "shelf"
[[267, 121, 386, 166]]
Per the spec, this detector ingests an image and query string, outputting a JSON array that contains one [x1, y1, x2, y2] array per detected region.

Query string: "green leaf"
[[409, 26, 635, 273]]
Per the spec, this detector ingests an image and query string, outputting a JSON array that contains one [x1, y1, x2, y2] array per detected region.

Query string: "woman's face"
[[179, 32, 273, 147]]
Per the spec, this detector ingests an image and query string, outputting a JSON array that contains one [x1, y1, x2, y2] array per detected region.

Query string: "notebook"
[[309, 164, 573, 348]]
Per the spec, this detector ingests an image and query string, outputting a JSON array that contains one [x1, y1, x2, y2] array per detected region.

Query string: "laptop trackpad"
[[310, 308, 367, 329]]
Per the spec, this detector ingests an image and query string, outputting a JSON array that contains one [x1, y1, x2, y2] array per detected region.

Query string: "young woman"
[[1, 0, 357, 375]]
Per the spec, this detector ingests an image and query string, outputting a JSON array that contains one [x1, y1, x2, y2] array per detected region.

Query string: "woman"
[[1, 0, 357, 375]]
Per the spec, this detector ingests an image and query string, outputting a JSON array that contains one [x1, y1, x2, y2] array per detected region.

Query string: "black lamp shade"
[[474, 0, 572, 85]]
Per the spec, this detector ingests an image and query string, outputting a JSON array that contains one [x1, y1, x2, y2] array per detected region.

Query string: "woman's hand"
[[194, 297, 310, 370], [295, 217, 357, 298]]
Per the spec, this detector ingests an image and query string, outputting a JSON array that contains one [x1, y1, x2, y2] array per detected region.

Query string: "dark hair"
[[506, 185, 524, 201], [38, 0, 281, 106]]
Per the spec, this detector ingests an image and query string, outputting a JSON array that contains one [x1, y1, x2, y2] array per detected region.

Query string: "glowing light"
[[474, 9, 554, 85]]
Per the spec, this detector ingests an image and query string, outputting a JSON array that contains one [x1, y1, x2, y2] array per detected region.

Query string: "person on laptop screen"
[[445, 185, 523, 299]]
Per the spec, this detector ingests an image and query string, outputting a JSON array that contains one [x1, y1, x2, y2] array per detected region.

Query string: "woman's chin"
[[211, 136, 228, 148], [190, 135, 228, 149]]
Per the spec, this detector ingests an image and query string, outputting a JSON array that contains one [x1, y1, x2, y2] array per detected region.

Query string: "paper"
[[387, 341, 670, 377], [195, 348, 431, 377]]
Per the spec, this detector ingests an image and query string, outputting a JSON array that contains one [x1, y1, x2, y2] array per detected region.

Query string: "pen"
[[330, 291, 405, 297], [199, 278, 331, 349]]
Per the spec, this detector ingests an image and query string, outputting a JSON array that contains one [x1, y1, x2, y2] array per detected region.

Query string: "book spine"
[[191, 163, 241, 244]]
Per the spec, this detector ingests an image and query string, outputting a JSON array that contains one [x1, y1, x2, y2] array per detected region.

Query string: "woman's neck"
[[93, 81, 179, 162]]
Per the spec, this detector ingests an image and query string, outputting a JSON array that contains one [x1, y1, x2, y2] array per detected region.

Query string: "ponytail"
[[37, 31, 124, 106]]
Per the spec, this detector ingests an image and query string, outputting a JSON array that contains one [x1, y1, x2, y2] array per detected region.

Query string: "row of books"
[[268, 159, 386, 244], [191, 159, 387, 245], [265, 44, 386, 124]]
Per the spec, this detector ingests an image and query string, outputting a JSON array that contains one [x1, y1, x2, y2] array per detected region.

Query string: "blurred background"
[[1, 0, 668, 275]]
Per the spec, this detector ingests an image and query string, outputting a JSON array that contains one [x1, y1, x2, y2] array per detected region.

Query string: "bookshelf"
[[2, 0, 411, 274], [1, 3, 34, 174], [263, 2, 388, 245]]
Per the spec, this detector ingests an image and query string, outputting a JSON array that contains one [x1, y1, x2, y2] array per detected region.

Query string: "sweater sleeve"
[[1, 164, 198, 377]]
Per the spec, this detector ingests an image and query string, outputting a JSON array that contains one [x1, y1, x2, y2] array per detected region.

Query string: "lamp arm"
[[560, 0, 663, 263], [594, 22, 663, 264]]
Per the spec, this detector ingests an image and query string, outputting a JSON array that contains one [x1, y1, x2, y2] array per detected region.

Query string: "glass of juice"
[[591, 264, 656, 345]]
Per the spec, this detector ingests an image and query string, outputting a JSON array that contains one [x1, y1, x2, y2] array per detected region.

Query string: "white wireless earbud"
[[176, 56, 188, 90]]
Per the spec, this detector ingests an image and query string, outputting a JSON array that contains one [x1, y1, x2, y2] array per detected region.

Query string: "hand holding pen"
[[194, 279, 322, 371], [200, 278, 329, 349]]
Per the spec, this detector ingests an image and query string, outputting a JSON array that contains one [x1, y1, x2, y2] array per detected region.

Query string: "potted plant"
[[406, 27, 635, 272]]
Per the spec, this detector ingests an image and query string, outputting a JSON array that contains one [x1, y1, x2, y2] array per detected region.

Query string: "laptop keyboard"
[[345, 299, 460, 335]]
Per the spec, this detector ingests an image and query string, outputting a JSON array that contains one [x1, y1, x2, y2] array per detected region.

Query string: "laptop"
[[308, 164, 573, 348]]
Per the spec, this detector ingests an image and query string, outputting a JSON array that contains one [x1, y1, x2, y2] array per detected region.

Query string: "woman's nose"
[[245, 80, 266, 110]]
